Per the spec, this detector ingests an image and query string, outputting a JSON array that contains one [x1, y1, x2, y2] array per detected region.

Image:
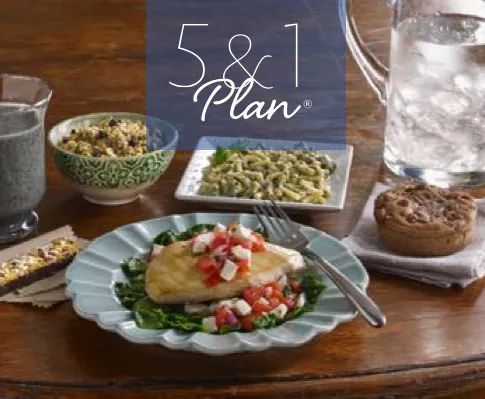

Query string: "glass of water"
[[342, 0, 485, 186], [0, 74, 51, 243]]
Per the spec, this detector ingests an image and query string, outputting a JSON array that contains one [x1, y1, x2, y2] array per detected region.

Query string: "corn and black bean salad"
[[58, 118, 147, 157]]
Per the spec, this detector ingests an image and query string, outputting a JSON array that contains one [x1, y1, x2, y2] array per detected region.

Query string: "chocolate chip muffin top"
[[374, 184, 477, 232]]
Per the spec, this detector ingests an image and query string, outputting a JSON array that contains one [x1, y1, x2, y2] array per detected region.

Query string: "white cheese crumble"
[[277, 274, 288, 289], [151, 244, 164, 256], [209, 299, 237, 313], [296, 293, 306, 308], [233, 299, 252, 316], [184, 303, 210, 315], [212, 245, 229, 257], [220, 259, 238, 281], [213, 223, 227, 233], [192, 232, 214, 254], [192, 241, 206, 254], [270, 303, 288, 319], [256, 297, 270, 307], [233, 224, 252, 241], [202, 316, 218, 333], [231, 245, 251, 261]]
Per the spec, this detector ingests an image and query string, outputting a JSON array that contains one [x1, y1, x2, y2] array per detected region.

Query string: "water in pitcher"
[[386, 13, 485, 174]]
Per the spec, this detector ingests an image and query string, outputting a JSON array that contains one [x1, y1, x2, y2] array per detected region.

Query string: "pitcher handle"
[[339, 0, 390, 105]]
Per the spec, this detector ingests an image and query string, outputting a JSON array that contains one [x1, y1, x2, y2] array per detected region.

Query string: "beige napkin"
[[0, 226, 86, 307], [343, 183, 485, 288], [0, 270, 68, 308]]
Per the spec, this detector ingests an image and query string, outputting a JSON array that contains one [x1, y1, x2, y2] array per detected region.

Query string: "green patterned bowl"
[[48, 113, 178, 206]]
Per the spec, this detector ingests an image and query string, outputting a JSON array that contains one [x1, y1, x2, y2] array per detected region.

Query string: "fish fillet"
[[146, 241, 305, 304]]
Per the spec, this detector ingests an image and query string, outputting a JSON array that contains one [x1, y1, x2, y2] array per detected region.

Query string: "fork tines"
[[254, 201, 298, 243]]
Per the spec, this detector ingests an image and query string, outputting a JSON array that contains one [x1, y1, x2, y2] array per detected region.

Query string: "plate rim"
[[174, 137, 354, 211], [66, 212, 368, 355]]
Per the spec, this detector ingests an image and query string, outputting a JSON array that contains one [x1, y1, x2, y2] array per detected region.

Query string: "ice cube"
[[398, 83, 421, 102], [476, 71, 485, 98], [447, 153, 479, 173], [404, 103, 423, 119], [424, 141, 459, 169], [416, 59, 453, 82], [453, 73, 474, 94], [387, 116, 411, 144], [416, 113, 444, 134], [391, 92, 405, 113], [430, 91, 470, 115]]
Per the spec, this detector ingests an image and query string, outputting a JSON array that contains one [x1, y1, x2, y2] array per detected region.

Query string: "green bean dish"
[[198, 149, 337, 204]]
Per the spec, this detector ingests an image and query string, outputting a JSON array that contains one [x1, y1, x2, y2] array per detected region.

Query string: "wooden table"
[[2, 1, 485, 398]]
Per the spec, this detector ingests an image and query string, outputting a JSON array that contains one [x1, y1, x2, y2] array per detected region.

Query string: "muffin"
[[374, 184, 477, 256]]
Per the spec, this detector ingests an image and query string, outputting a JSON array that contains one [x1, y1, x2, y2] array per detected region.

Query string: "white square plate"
[[175, 137, 353, 212]]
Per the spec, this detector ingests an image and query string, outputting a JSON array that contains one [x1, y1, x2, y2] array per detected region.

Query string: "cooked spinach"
[[114, 281, 146, 310], [177, 224, 215, 241], [121, 257, 147, 278], [301, 272, 326, 304], [253, 313, 280, 330], [115, 257, 148, 309], [286, 304, 313, 320], [283, 285, 293, 297], [153, 230, 178, 246], [133, 298, 202, 332], [218, 325, 240, 335], [153, 224, 215, 245]]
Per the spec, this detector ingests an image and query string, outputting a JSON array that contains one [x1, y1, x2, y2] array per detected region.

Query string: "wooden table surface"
[[2, 1, 485, 398]]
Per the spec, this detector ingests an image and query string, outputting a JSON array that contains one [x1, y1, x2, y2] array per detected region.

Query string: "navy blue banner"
[[147, 0, 346, 150]]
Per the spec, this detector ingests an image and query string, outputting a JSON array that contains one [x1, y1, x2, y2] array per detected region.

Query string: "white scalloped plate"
[[66, 213, 368, 355], [175, 137, 353, 212]]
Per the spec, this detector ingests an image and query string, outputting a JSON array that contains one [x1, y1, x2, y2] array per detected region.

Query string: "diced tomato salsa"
[[193, 224, 267, 288], [213, 280, 301, 332]]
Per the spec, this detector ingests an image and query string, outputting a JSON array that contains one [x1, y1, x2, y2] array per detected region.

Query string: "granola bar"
[[0, 227, 83, 297]]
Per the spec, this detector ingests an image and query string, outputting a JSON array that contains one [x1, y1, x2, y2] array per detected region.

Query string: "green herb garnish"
[[218, 324, 239, 335], [212, 148, 239, 166]]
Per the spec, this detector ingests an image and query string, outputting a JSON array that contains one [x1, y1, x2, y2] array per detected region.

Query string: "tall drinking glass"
[[341, 0, 485, 186], [0, 74, 52, 243]]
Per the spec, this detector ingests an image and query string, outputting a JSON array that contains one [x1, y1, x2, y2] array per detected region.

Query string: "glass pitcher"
[[341, 0, 485, 186]]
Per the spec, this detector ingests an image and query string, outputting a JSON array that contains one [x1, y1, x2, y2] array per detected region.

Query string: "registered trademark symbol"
[[303, 99, 312, 109]]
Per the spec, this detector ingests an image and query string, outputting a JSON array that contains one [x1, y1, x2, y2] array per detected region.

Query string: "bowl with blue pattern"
[[49, 112, 178, 206]]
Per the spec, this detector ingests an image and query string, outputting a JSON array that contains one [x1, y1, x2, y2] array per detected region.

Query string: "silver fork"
[[254, 201, 386, 328]]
